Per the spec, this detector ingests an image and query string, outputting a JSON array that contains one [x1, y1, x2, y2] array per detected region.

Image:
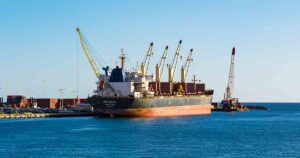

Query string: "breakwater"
[[0, 112, 96, 119]]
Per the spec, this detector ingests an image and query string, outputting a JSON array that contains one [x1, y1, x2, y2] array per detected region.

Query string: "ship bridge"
[[109, 66, 125, 82]]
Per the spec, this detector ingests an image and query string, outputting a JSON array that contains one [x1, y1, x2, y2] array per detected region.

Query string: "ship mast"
[[119, 49, 126, 69]]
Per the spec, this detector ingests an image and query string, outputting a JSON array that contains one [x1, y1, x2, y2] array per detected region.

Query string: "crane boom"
[[168, 40, 182, 82], [158, 46, 168, 78], [155, 46, 168, 82], [76, 27, 101, 79], [181, 49, 193, 82], [226, 47, 235, 99], [141, 42, 154, 77]]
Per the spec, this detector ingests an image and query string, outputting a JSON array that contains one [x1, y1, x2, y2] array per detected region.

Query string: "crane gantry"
[[141, 42, 154, 77], [76, 27, 102, 79], [181, 49, 193, 83]]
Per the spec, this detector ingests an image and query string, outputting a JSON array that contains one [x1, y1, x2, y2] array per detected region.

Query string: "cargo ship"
[[77, 28, 214, 117]]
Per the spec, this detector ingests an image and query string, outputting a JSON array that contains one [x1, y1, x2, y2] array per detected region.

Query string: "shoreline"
[[0, 112, 97, 119]]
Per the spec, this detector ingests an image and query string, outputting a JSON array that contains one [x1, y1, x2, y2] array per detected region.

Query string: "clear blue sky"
[[0, 0, 299, 102]]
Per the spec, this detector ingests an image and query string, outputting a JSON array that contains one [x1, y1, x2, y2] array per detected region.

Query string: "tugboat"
[[221, 98, 247, 112]]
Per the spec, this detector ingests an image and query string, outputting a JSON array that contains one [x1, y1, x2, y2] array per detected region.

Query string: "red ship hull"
[[94, 104, 211, 117]]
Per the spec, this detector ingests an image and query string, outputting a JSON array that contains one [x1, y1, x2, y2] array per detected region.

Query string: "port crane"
[[141, 42, 154, 77], [225, 47, 235, 99], [221, 47, 246, 111], [181, 49, 193, 83], [155, 46, 169, 82], [76, 27, 102, 79], [168, 40, 182, 83]]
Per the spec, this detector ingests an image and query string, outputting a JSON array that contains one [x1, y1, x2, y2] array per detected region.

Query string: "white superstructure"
[[96, 67, 154, 98]]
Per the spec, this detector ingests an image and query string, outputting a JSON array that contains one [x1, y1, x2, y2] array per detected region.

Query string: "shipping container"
[[7, 95, 28, 108], [36, 98, 59, 109], [160, 82, 171, 93]]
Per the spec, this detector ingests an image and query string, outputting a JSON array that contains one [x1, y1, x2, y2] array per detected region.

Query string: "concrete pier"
[[0, 112, 96, 119]]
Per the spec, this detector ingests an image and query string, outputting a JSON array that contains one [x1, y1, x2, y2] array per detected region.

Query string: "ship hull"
[[88, 95, 212, 117], [94, 104, 211, 117]]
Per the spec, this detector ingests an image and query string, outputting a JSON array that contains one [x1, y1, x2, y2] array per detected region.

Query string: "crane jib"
[[76, 27, 102, 79]]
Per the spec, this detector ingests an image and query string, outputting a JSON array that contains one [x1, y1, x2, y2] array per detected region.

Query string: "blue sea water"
[[0, 103, 299, 158]]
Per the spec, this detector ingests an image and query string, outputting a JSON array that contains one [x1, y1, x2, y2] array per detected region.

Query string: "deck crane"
[[155, 45, 169, 82], [181, 49, 193, 83], [76, 27, 102, 79], [154, 45, 168, 93], [141, 42, 154, 77], [168, 40, 182, 83]]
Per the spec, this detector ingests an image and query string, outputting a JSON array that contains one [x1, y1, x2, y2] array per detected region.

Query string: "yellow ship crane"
[[76, 27, 101, 79], [155, 45, 169, 82], [168, 40, 182, 82], [181, 49, 193, 83], [141, 42, 154, 77]]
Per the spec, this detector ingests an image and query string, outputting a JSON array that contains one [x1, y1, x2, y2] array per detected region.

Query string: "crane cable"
[[81, 34, 108, 67]]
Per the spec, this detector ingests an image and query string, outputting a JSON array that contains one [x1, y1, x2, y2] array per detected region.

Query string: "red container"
[[196, 84, 205, 92], [80, 98, 88, 103], [160, 82, 171, 93], [36, 98, 59, 109], [7, 95, 28, 108]]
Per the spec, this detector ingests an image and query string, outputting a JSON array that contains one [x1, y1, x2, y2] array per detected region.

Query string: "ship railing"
[[153, 92, 208, 97]]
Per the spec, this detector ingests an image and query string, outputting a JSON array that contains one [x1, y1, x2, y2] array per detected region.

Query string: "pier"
[[0, 112, 96, 119]]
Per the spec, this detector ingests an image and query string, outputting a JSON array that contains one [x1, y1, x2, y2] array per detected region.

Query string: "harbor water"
[[0, 103, 299, 157]]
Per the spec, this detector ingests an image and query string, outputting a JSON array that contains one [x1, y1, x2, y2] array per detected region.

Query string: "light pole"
[[70, 90, 76, 106], [57, 88, 65, 110]]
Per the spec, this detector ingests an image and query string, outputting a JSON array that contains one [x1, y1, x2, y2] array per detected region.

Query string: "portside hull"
[[89, 95, 213, 117], [94, 104, 211, 117]]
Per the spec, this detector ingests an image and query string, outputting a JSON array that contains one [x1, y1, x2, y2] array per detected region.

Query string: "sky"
[[0, 0, 299, 102]]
